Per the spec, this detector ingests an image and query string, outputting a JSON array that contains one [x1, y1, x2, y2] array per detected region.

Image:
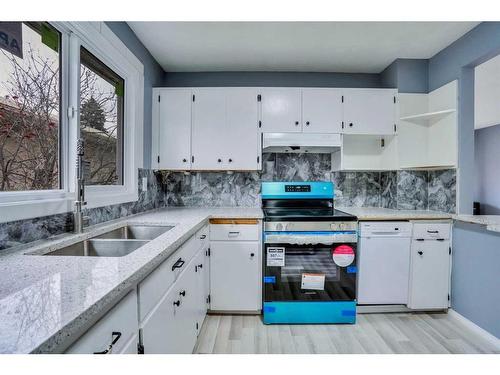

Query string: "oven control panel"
[[285, 185, 311, 193]]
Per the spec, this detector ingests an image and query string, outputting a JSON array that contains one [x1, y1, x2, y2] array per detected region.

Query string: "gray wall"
[[427, 23, 500, 215], [164, 71, 384, 88], [452, 222, 500, 339], [474, 124, 500, 214], [105, 22, 164, 169], [381, 59, 428, 93]]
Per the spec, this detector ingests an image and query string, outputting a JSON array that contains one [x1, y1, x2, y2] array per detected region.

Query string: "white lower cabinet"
[[210, 241, 261, 311], [141, 261, 198, 354], [193, 250, 208, 335], [408, 222, 451, 310], [65, 290, 138, 354]]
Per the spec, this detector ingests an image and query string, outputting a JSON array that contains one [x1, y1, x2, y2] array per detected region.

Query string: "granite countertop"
[[452, 214, 500, 233], [337, 207, 453, 221], [0, 207, 263, 354]]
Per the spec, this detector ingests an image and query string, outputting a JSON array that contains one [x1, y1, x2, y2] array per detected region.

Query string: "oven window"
[[264, 243, 356, 302]]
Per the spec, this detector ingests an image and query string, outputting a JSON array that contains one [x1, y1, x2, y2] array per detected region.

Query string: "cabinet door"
[[193, 250, 207, 335], [302, 88, 343, 133], [225, 88, 260, 170], [141, 267, 197, 354], [343, 89, 396, 135], [210, 241, 261, 311], [191, 88, 226, 170], [158, 89, 192, 169], [261, 89, 302, 133], [408, 240, 450, 309]]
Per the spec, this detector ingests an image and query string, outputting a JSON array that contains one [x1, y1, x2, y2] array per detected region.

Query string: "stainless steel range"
[[261, 181, 358, 324]]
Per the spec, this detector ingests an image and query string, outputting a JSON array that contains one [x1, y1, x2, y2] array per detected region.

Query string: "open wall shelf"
[[400, 109, 456, 125]]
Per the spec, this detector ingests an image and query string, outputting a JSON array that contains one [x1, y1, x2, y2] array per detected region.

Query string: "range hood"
[[262, 133, 341, 153]]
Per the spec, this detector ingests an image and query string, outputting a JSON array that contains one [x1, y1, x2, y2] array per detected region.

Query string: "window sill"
[[0, 197, 74, 224]]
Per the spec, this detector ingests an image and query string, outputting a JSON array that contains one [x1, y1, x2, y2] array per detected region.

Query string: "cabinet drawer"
[[210, 220, 260, 241], [66, 290, 138, 354], [196, 225, 209, 248], [412, 222, 451, 240], [139, 234, 201, 321]]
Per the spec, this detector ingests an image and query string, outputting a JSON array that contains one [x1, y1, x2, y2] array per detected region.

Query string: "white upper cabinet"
[[153, 89, 192, 170], [260, 88, 302, 132], [302, 88, 343, 133], [225, 88, 260, 170], [343, 89, 397, 135], [191, 88, 227, 170]]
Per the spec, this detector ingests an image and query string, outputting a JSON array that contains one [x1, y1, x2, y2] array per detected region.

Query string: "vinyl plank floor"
[[195, 312, 499, 354]]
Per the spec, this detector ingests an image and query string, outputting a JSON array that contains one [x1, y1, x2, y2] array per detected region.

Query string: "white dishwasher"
[[357, 222, 412, 305]]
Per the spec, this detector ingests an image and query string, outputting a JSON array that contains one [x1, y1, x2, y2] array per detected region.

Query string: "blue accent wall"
[[381, 59, 428, 93], [452, 222, 500, 339], [474, 124, 500, 214], [164, 71, 383, 88], [105, 22, 165, 169]]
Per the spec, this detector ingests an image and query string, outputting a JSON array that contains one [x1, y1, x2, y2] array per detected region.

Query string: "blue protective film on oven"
[[263, 301, 356, 324], [347, 266, 357, 273], [261, 181, 334, 199], [263, 276, 276, 284]]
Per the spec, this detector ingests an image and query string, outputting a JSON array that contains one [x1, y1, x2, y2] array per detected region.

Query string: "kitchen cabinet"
[[191, 88, 260, 170], [343, 88, 397, 135], [224, 88, 261, 170], [65, 290, 138, 354], [398, 81, 457, 169], [155, 89, 193, 170], [209, 220, 261, 311], [408, 222, 451, 310], [141, 260, 198, 354], [193, 250, 208, 335], [191, 88, 227, 170], [302, 88, 343, 133], [260, 88, 302, 133]]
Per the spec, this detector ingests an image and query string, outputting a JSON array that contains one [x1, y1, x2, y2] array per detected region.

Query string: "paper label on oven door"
[[332, 245, 355, 267], [267, 247, 285, 267], [301, 273, 325, 290]]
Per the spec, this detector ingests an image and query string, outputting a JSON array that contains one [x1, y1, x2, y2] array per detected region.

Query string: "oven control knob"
[[276, 223, 283, 231]]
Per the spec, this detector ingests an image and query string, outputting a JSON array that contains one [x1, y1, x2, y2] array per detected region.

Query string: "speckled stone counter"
[[452, 215, 500, 233], [0, 207, 263, 354], [337, 207, 453, 221]]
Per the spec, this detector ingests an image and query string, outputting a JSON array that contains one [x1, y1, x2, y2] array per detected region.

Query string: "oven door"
[[263, 234, 357, 302]]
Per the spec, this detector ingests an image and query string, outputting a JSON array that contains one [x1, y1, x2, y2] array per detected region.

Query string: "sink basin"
[[92, 225, 174, 240], [43, 239, 149, 257]]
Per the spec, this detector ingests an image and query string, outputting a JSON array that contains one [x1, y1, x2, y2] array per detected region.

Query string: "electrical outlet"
[[142, 177, 147, 192]]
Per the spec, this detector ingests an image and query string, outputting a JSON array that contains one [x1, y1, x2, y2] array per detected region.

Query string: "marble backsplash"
[[0, 169, 167, 251], [166, 153, 457, 214]]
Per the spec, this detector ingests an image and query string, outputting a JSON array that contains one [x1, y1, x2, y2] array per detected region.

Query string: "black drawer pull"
[[436, 238, 445, 241], [171, 258, 185, 271], [416, 238, 425, 242], [418, 251, 424, 256], [179, 290, 186, 297], [93, 331, 122, 354], [173, 300, 181, 307], [427, 230, 439, 233], [199, 234, 207, 239], [198, 263, 203, 269]]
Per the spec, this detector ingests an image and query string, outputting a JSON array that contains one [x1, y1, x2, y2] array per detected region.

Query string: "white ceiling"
[[128, 22, 479, 73]]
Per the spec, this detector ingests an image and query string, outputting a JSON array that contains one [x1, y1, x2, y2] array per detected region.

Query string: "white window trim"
[[0, 22, 144, 223]]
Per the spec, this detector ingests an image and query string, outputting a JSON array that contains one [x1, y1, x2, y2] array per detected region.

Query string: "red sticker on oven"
[[332, 245, 355, 267]]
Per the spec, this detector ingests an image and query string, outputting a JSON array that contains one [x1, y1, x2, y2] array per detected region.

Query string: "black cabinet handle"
[[250, 253, 255, 257], [349, 123, 353, 127], [295, 121, 299, 126], [199, 234, 206, 240], [198, 264, 203, 269], [305, 121, 310, 126], [179, 290, 186, 297], [418, 251, 424, 256], [217, 158, 222, 163], [436, 238, 445, 241], [173, 300, 181, 307], [427, 230, 439, 233], [93, 331, 122, 354], [182, 158, 187, 162], [171, 258, 185, 271], [228, 158, 233, 163]]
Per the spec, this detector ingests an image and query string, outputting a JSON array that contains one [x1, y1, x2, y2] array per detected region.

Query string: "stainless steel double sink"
[[41, 225, 174, 258]]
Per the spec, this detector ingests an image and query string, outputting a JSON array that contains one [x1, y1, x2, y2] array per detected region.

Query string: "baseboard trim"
[[448, 309, 500, 349]]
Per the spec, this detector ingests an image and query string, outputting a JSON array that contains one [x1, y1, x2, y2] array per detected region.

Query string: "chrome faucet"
[[74, 138, 89, 233]]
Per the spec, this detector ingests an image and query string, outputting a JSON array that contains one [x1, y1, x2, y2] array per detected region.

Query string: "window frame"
[[0, 22, 144, 222]]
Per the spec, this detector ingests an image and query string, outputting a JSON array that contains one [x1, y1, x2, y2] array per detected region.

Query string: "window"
[[0, 22, 61, 192], [80, 46, 124, 186]]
